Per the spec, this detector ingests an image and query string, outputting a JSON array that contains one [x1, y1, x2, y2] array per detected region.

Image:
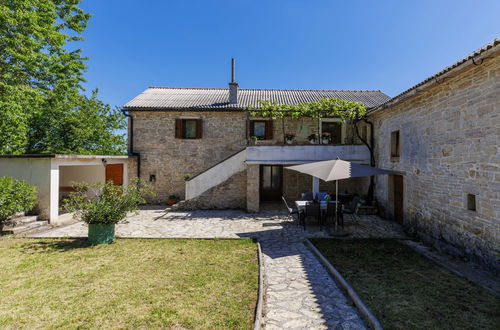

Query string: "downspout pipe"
[[122, 110, 141, 179]]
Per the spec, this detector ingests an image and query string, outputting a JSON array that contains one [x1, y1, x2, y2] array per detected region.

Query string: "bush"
[[0, 177, 37, 228], [64, 178, 154, 225]]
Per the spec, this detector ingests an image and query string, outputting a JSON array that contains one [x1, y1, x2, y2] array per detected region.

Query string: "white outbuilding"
[[0, 154, 135, 225]]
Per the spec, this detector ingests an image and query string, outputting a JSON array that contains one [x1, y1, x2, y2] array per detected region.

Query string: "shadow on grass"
[[20, 238, 92, 253]]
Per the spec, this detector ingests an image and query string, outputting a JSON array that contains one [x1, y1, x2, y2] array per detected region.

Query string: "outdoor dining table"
[[295, 200, 338, 212]]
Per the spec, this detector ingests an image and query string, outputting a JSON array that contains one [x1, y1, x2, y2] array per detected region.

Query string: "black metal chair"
[[325, 202, 344, 229], [343, 196, 361, 223], [305, 203, 321, 228], [301, 192, 314, 201], [282, 196, 300, 224]]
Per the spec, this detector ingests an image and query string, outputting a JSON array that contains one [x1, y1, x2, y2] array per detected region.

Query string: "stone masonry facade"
[[370, 49, 499, 273]]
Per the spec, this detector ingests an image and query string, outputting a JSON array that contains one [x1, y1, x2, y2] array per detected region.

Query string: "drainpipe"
[[122, 110, 141, 179]]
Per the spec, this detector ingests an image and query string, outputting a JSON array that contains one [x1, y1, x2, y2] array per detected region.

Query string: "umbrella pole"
[[335, 180, 338, 232]]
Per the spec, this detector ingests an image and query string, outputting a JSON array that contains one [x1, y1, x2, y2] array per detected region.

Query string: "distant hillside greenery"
[[0, 0, 126, 155]]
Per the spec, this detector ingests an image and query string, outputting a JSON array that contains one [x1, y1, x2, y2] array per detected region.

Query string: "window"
[[467, 194, 476, 211], [321, 121, 342, 144], [391, 130, 400, 158], [250, 120, 273, 140], [175, 119, 202, 139]]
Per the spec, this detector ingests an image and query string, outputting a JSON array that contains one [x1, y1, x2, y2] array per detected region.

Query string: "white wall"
[[0, 158, 52, 220]]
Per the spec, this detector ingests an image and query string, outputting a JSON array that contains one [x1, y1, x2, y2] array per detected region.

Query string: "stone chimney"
[[229, 58, 238, 104]]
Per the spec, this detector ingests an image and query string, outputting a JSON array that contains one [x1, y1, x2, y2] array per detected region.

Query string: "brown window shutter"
[[265, 120, 273, 140], [195, 119, 203, 139], [175, 119, 183, 138], [249, 120, 255, 137]]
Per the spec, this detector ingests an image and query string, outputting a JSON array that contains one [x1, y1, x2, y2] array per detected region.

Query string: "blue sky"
[[79, 0, 499, 108]]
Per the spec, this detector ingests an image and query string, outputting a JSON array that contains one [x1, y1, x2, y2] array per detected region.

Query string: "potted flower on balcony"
[[250, 136, 258, 145], [284, 132, 296, 144], [307, 134, 317, 144], [64, 178, 153, 245], [321, 132, 331, 144]]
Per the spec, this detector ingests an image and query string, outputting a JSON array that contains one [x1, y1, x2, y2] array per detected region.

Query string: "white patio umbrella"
[[285, 159, 399, 231]]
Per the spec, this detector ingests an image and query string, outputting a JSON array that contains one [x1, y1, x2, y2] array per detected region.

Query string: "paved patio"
[[31, 207, 406, 329]]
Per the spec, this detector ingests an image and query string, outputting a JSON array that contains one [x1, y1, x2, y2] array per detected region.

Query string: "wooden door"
[[105, 164, 124, 186], [260, 165, 282, 201], [393, 175, 404, 224]]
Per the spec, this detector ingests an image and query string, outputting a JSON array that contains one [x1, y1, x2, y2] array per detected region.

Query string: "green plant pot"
[[88, 223, 115, 245]]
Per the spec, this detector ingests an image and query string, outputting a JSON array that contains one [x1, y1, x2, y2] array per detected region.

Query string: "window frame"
[[250, 120, 273, 140], [390, 130, 401, 160], [175, 118, 203, 139], [320, 118, 344, 144]]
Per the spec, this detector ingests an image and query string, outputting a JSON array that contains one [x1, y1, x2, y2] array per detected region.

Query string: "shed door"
[[393, 175, 404, 224], [105, 164, 124, 185]]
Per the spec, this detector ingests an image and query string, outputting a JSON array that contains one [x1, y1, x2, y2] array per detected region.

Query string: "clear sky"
[[78, 0, 500, 108]]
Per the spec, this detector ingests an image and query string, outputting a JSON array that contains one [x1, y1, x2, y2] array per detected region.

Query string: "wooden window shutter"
[[249, 120, 255, 137], [265, 120, 273, 140], [175, 119, 183, 138], [195, 119, 203, 139]]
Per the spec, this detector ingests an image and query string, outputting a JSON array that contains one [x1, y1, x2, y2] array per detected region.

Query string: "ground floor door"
[[105, 164, 124, 186], [260, 165, 283, 201], [393, 175, 404, 224]]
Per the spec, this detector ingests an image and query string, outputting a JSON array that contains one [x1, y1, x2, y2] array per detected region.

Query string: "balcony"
[[245, 145, 370, 164]]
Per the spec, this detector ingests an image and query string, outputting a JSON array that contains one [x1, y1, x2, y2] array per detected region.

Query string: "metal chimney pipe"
[[229, 58, 238, 104], [231, 58, 235, 83]]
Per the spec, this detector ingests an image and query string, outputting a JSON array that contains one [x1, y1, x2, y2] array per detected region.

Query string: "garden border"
[[305, 239, 383, 330], [253, 241, 264, 330]]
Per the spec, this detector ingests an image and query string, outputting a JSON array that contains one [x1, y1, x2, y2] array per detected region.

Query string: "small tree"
[[64, 178, 154, 225], [0, 177, 37, 233]]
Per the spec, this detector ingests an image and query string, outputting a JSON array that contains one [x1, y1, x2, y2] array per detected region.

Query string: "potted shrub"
[[167, 194, 179, 206], [284, 132, 296, 144], [0, 177, 37, 234], [64, 178, 153, 245], [321, 132, 331, 144], [307, 134, 317, 144], [183, 173, 192, 181], [250, 136, 258, 145]]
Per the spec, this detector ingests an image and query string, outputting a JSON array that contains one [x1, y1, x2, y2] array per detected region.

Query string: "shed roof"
[[123, 87, 390, 111]]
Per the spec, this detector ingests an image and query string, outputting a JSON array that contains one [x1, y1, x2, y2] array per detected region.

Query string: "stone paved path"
[[31, 208, 405, 329]]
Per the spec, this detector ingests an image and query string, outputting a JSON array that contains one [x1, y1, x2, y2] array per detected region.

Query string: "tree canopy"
[[0, 0, 126, 155]]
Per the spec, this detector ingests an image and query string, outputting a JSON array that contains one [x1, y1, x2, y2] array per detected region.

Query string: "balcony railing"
[[245, 145, 370, 164]]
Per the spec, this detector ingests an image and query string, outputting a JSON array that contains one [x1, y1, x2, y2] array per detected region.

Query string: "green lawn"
[[311, 238, 500, 330], [0, 237, 258, 329]]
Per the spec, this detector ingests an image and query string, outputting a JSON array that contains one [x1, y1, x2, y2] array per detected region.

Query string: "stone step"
[[5, 215, 39, 227], [7, 220, 49, 235]]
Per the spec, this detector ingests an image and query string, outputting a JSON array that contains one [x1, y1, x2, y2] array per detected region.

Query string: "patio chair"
[[301, 192, 314, 201], [343, 195, 361, 222], [325, 202, 344, 229], [315, 192, 330, 201], [305, 203, 321, 228], [282, 196, 300, 223]]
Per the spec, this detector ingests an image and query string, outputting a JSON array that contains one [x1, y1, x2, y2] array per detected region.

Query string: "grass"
[[0, 237, 258, 329], [311, 238, 500, 330]]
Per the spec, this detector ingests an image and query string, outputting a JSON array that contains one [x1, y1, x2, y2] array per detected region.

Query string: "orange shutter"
[[105, 164, 124, 186]]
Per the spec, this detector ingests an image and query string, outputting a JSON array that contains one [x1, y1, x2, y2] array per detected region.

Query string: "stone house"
[[123, 87, 389, 211], [369, 39, 499, 272], [123, 38, 499, 272]]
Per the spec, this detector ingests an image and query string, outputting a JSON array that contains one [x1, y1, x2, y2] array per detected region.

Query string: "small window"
[[467, 194, 476, 211], [391, 130, 400, 158], [175, 119, 202, 139], [250, 120, 273, 140]]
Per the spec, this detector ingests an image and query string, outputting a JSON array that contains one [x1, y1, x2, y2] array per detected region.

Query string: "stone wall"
[[131, 111, 247, 202], [369, 49, 500, 273], [173, 169, 247, 210]]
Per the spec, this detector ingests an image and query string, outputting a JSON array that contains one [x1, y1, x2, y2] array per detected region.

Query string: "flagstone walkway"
[[31, 207, 406, 329]]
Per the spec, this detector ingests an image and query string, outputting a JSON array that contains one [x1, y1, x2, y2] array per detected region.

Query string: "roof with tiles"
[[123, 87, 391, 111]]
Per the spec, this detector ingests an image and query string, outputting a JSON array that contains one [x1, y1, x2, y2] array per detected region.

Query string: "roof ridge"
[[148, 86, 382, 92]]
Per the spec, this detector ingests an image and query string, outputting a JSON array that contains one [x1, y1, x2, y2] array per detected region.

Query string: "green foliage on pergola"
[[248, 97, 367, 121]]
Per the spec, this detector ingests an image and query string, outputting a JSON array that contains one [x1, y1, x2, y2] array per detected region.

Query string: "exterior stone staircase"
[[2, 214, 51, 236]]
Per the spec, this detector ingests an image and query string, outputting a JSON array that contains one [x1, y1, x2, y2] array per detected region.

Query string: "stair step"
[[6, 215, 39, 227], [9, 221, 49, 234]]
